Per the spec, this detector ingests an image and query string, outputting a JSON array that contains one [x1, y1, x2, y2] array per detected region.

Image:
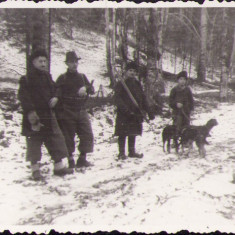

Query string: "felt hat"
[[65, 51, 81, 62], [30, 49, 48, 62], [177, 71, 188, 80]]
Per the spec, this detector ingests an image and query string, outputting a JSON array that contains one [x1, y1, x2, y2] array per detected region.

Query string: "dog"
[[162, 125, 180, 153], [180, 119, 218, 157]]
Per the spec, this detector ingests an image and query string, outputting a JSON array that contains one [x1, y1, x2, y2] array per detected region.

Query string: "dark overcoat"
[[18, 67, 56, 136], [114, 77, 151, 136]]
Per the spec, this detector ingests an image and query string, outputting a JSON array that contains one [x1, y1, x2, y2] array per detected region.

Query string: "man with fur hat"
[[18, 49, 73, 181], [114, 61, 154, 160], [169, 70, 194, 135], [55, 51, 95, 168]]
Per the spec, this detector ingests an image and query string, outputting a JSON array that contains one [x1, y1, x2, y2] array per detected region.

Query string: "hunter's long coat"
[[18, 67, 56, 136], [114, 77, 151, 136]]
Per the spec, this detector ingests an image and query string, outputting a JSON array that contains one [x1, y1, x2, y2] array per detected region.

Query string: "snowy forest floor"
[[0, 86, 235, 233]]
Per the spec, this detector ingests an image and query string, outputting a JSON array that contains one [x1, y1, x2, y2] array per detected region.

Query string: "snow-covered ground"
[[0, 96, 235, 233]]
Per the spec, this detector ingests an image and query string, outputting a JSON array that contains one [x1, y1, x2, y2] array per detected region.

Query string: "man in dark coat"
[[169, 71, 194, 135], [114, 61, 154, 160], [18, 49, 73, 181], [55, 51, 95, 168]]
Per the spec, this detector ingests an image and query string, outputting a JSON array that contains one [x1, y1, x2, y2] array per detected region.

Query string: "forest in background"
[[0, 8, 235, 105]]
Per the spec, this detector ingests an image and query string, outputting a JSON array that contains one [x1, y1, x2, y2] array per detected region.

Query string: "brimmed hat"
[[30, 49, 48, 62], [126, 61, 138, 71], [65, 51, 81, 62], [177, 71, 188, 80]]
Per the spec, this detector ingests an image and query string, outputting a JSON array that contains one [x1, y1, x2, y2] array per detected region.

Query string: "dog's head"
[[206, 119, 218, 128]]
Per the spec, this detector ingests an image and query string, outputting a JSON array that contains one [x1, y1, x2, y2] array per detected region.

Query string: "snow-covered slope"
[[0, 94, 235, 232]]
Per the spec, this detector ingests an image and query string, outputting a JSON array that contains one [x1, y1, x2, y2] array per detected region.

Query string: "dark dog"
[[162, 125, 180, 153], [181, 118, 218, 157]]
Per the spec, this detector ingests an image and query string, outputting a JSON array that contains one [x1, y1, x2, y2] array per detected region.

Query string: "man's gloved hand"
[[28, 111, 40, 125], [77, 86, 87, 97], [28, 111, 43, 132], [49, 97, 59, 108], [176, 103, 183, 109]]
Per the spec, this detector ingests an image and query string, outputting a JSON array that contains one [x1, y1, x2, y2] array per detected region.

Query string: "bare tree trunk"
[[116, 9, 128, 72], [197, 8, 207, 82], [145, 9, 157, 100], [145, 9, 165, 109], [220, 8, 229, 102], [25, 11, 31, 74], [105, 9, 114, 87], [26, 9, 51, 72], [158, 8, 164, 74], [229, 25, 235, 82], [189, 33, 193, 78], [111, 9, 117, 84], [174, 47, 177, 74], [133, 8, 140, 68], [207, 10, 218, 82], [47, 8, 52, 73]]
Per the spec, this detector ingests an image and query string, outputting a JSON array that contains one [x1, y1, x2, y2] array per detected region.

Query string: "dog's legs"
[[181, 141, 185, 155], [174, 137, 179, 154], [186, 140, 193, 157], [196, 140, 206, 157], [163, 140, 166, 152], [167, 138, 171, 153], [198, 143, 206, 157]]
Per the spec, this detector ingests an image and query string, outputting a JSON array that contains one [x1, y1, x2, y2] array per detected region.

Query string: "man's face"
[[32, 56, 48, 71], [66, 60, 78, 72], [178, 77, 187, 87], [126, 68, 137, 78]]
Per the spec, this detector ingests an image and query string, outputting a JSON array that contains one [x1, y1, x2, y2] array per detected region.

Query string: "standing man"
[[114, 61, 154, 160], [18, 49, 73, 181], [55, 51, 95, 168], [169, 71, 194, 136]]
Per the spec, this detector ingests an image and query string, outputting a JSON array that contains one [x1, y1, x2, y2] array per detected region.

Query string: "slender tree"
[[105, 9, 114, 87], [26, 9, 51, 72], [111, 9, 117, 84], [144, 8, 165, 110], [229, 25, 235, 82], [220, 8, 229, 102], [197, 8, 207, 82]]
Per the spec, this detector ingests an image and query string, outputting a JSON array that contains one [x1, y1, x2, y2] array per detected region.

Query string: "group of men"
[[18, 49, 194, 181]]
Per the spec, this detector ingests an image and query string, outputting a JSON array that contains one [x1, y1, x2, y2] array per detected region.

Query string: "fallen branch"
[[201, 82, 220, 89]]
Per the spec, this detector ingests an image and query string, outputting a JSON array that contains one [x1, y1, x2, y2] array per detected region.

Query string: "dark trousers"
[[26, 112, 68, 164], [59, 109, 94, 156], [173, 112, 190, 134], [118, 135, 136, 155]]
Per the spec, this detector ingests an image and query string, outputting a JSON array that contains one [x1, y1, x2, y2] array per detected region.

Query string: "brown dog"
[[180, 119, 218, 157]]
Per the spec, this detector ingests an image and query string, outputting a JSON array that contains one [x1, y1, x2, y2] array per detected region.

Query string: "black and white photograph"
[[0, 6, 235, 233]]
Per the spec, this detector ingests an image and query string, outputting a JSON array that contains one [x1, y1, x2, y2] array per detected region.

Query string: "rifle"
[[115, 68, 150, 123]]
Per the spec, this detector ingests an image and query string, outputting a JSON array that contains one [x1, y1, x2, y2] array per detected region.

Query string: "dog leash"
[[181, 109, 191, 124]]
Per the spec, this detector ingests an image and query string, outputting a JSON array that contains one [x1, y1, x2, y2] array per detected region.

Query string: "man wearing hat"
[[114, 61, 154, 160], [55, 51, 95, 168], [18, 49, 73, 181], [169, 70, 194, 136]]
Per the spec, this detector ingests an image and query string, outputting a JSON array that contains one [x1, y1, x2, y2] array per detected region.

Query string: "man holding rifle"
[[114, 61, 155, 160]]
